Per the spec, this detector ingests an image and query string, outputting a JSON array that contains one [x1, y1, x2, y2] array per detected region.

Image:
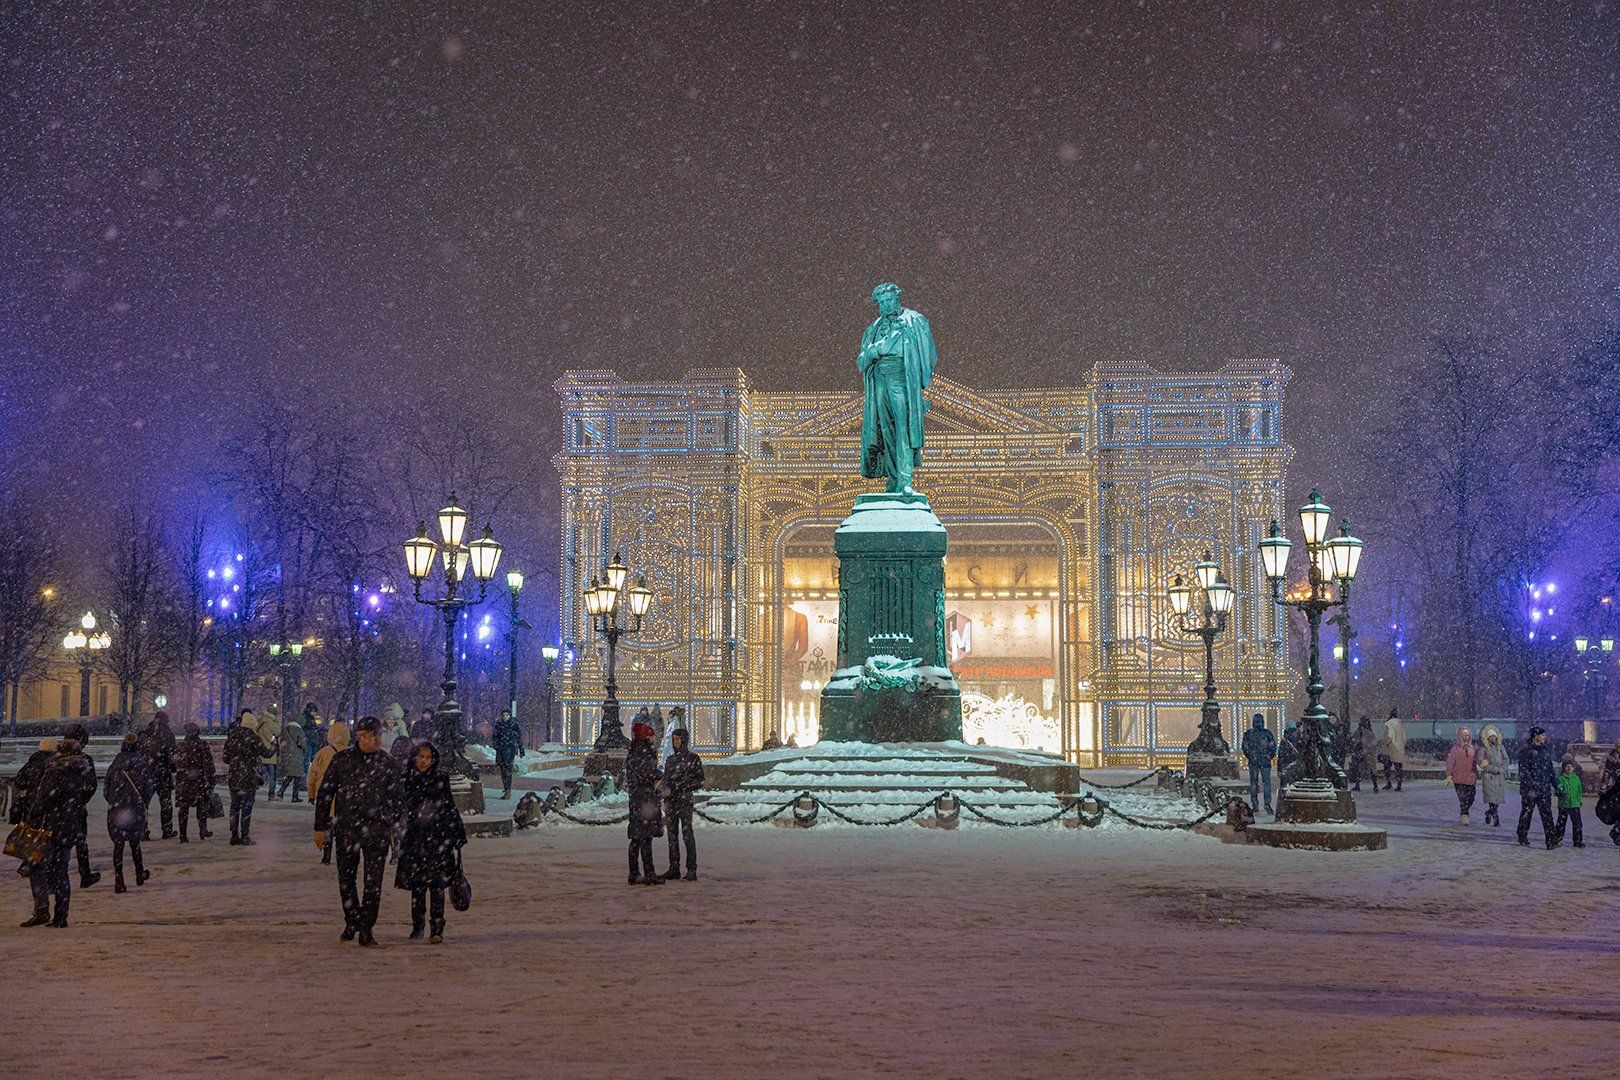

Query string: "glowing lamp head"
[[628, 575, 653, 618], [1576, 636, 1590, 654], [437, 495, 469, 548], [605, 551, 630, 593], [1207, 574, 1235, 616], [541, 644, 559, 661], [1259, 519, 1292, 582], [1167, 575, 1191, 617], [467, 526, 503, 582], [583, 576, 606, 616], [1298, 489, 1332, 546], [506, 567, 525, 595], [269, 643, 282, 658], [289, 641, 304, 658], [1194, 552, 1219, 592], [1604, 638, 1616, 654], [404, 524, 438, 581], [80, 611, 97, 631], [1326, 522, 1364, 583]]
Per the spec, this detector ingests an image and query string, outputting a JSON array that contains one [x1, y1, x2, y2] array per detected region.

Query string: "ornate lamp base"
[[1247, 778, 1387, 851]]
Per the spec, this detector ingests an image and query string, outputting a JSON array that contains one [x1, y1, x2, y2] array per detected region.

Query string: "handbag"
[[449, 848, 472, 912], [4, 822, 53, 866], [207, 790, 225, 819]]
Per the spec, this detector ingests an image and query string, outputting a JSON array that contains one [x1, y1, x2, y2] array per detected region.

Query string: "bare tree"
[[104, 511, 180, 730], [0, 495, 62, 733]]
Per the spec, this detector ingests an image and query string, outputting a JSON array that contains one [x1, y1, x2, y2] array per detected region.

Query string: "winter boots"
[[662, 868, 682, 881], [429, 919, 444, 944]]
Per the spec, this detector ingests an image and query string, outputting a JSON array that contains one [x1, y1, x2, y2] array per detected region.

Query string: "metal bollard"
[[934, 793, 960, 830], [791, 793, 819, 827]]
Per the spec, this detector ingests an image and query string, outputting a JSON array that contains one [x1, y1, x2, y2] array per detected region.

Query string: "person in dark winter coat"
[[1598, 739, 1620, 847], [223, 708, 265, 844], [105, 734, 155, 892], [276, 720, 308, 801], [1553, 761, 1584, 849], [138, 710, 178, 839], [393, 741, 467, 943], [1516, 726, 1559, 848], [313, 716, 404, 946], [625, 721, 664, 885], [8, 739, 56, 825], [1240, 714, 1277, 812], [173, 723, 216, 842], [491, 709, 524, 799], [19, 725, 96, 927], [410, 707, 437, 743], [661, 726, 706, 880]]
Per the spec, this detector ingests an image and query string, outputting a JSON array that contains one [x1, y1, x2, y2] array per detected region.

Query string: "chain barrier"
[[955, 796, 1084, 827], [1072, 766, 1172, 790], [692, 795, 802, 826], [809, 793, 943, 827]]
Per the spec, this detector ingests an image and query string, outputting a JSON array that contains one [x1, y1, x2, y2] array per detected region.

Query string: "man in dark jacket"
[[139, 710, 179, 839], [313, 716, 404, 946], [661, 726, 706, 881], [20, 724, 97, 927], [8, 739, 56, 825], [223, 708, 265, 845], [1239, 714, 1277, 813], [1516, 726, 1559, 848], [491, 709, 524, 800]]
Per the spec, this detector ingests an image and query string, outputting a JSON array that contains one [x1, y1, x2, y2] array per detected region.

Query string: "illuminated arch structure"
[[555, 360, 1293, 767]]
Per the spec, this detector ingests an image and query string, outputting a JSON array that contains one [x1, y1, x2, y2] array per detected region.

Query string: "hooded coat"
[[224, 721, 266, 792], [1383, 717, 1406, 765], [8, 745, 55, 825], [306, 721, 351, 804], [1476, 725, 1509, 804], [491, 715, 524, 765], [174, 731, 217, 806], [277, 721, 307, 775], [25, 745, 96, 850], [625, 739, 663, 841], [1445, 731, 1478, 785], [105, 745, 155, 842], [393, 743, 467, 891], [256, 714, 282, 766], [140, 717, 178, 780]]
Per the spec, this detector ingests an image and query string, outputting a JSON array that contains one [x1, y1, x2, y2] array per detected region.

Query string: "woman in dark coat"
[[625, 721, 663, 886], [393, 742, 467, 943], [173, 723, 217, 842], [105, 733, 155, 892]]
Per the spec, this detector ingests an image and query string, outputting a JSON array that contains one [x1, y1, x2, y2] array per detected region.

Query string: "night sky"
[[5, 2, 1618, 581]]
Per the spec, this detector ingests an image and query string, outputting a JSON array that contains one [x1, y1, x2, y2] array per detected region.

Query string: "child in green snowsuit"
[[1554, 762, 1584, 848]]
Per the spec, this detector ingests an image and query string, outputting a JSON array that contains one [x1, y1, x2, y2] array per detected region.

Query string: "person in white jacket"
[[1382, 709, 1406, 792]]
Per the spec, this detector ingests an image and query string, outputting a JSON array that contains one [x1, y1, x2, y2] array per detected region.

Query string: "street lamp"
[[268, 640, 305, 724], [1574, 634, 1614, 735], [540, 644, 560, 744], [1260, 491, 1365, 790], [403, 494, 503, 777], [62, 611, 111, 717], [1166, 553, 1238, 777], [504, 568, 531, 740], [582, 550, 655, 749]]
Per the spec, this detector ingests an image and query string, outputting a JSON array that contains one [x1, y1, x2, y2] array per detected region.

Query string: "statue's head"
[[871, 281, 902, 316]]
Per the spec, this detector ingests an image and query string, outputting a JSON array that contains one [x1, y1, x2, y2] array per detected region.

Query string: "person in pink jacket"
[[1445, 727, 1478, 825]]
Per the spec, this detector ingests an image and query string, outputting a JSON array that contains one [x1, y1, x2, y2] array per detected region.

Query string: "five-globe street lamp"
[[582, 550, 654, 748], [1259, 489, 1364, 790], [62, 611, 111, 717], [403, 494, 504, 776], [1166, 552, 1237, 771]]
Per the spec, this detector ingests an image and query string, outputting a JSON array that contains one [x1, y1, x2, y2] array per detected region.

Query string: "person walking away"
[[302, 701, 324, 756], [258, 706, 283, 799], [18, 724, 96, 927], [306, 720, 351, 865], [1383, 709, 1406, 791], [174, 723, 216, 842], [139, 710, 178, 839], [1240, 714, 1277, 813], [224, 708, 265, 844], [67, 726, 101, 889], [1516, 725, 1558, 848], [662, 725, 706, 880], [1445, 727, 1478, 825], [313, 716, 403, 946], [276, 719, 308, 801], [625, 721, 663, 886], [1553, 760, 1584, 848], [1476, 724, 1509, 826], [394, 741, 467, 943], [1351, 717, 1382, 792], [8, 738, 56, 826], [105, 733, 155, 892], [491, 709, 524, 800]]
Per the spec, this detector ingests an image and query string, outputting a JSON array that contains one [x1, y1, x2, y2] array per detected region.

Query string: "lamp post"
[[540, 644, 560, 744], [1574, 635, 1613, 740], [504, 568, 531, 737], [1166, 552, 1237, 777], [582, 550, 654, 749], [402, 495, 503, 778], [62, 611, 111, 717], [1259, 491, 1364, 789], [267, 640, 304, 728]]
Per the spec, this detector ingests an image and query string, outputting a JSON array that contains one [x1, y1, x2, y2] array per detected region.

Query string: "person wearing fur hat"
[[313, 716, 404, 946], [105, 733, 155, 892], [1476, 724, 1509, 826], [382, 703, 411, 760], [174, 723, 216, 842], [1516, 726, 1559, 848], [1444, 727, 1478, 825], [8, 737, 56, 825], [625, 721, 664, 885], [19, 724, 97, 926]]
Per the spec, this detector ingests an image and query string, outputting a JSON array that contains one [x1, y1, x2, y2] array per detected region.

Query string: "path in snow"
[[4, 778, 1616, 1079]]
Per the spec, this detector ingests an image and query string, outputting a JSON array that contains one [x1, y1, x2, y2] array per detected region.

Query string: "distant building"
[[555, 361, 1293, 767]]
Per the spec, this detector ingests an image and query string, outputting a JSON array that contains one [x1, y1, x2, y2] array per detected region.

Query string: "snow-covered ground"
[[5, 778, 1617, 1079]]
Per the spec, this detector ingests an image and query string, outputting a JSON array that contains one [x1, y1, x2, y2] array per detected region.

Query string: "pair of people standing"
[[624, 722, 705, 884]]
